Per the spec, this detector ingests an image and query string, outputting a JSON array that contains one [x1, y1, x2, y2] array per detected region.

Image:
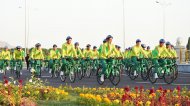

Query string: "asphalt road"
[[1, 68, 190, 89]]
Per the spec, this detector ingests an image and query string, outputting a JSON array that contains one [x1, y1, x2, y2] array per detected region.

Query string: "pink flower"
[[135, 86, 138, 92], [158, 86, 163, 91]]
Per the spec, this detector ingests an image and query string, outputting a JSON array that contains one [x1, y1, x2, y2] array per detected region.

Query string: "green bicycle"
[[129, 58, 149, 81], [14, 60, 22, 78], [50, 59, 61, 78], [97, 58, 120, 86], [60, 57, 76, 83]]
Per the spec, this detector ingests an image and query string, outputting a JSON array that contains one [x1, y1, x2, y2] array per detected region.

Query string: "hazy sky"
[[0, 0, 190, 49]]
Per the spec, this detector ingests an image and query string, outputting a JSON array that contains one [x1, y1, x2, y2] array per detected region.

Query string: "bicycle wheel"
[[60, 71, 66, 82], [129, 66, 138, 80], [141, 67, 149, 81], [125, 65, 130, 76], [164, 67, 174, 84], [148, 66, 158, 84], [69, 68, 76, 83], [77, 66, 83, 80], [97, 67, 104, 85], [54, 68, 60, 78], [86, 65, 92, 78], [110, 67, 120, 86]]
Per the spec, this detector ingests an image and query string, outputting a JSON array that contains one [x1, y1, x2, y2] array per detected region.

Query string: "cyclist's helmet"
[[166, 41, 171, 45], [93, 46, 97, 49], [147, 46, 150, 49], [16, 46, 22, 49], [75, 42, 79, 46], [106, 35, 113, 40], [53, 44, 57, 47], [159, 39, 165, 43], [66, 36, 72, 40], [103, 39, 106, 43], [35, 43, 41, 47], [141, 44, 146, 48], [118, 46, 121, 49], [128, 47, 132, 50], [11, 49, 14, 53], [86, 44, 91, 47], [4, 46, 8, 49], [136, 39, 141, 43]]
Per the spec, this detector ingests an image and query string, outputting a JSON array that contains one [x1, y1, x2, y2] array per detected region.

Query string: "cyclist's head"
[[86, 44, 91, 49], [93, 46, 97, 50], [117, 45, 121, 50], [66, 36, 72, 44], [159, 39, 165, 46], [103, 39, 106, 43], [171, 45, 174, 49], [4, 46, 8, 50], [35, 43, 41, 49], [53, 44, 57, 49], [106, 35, 113, 43], [141, 44, 146, 49], [74, 42, 79, 47], [147, 46, 150, 50], [16, 46, 22, 51], [125, 48, 128, 51], [136, 39, 141, 46], [166, 41, 171, 48], [128, 47, 132, 50], [11, 49, 14, 53]]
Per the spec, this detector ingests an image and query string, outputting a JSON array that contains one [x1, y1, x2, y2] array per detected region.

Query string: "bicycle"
[[14, 60, 22, 78], [50, 59, 61, 78], [60, 57, 76, 83], [82, 58, 93, 78], [31, 59, 42, 77], [97, 58, 120, 86], [129, 58, 149, 81]]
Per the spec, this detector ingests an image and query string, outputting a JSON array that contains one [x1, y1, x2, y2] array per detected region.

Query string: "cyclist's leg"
[[61, 58, 67, 71], [131, 56, 138, 66], [100, 59, 107, 81]]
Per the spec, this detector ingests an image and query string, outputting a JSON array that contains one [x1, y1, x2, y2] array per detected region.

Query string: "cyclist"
[[10, 49, 15, 71], [74, 42, 83, 58], [115, 45, 124, 58], [0, 50, 3, 73], [151, 39, 171, 78], [30, 43, 44, 75], [83, 44, 93, 59], [13, 46, 25, 74], [130, 39, 148, 67], [99, 35, 118, 82], [2, 46, 11, 71], [92, 46, 99, 59], [146, 46, 152, 58], [49, 44, 61, 74], [98, 39, 106, 54], [61, 36, 77, 73]]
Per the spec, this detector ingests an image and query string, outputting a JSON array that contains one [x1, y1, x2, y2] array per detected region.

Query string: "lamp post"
[[156, 0, 171, 39], [122, 0, 126, 50]]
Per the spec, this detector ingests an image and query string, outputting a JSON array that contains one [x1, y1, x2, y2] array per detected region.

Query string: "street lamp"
[[122, 0, 126, 50], [156, 0, 171, 39]]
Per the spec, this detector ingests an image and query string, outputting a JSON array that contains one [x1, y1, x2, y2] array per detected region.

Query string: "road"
[[1, 68, 190, 89]]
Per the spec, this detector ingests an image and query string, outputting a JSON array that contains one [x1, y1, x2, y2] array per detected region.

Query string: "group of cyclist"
[[0, 35, 178, 85]]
